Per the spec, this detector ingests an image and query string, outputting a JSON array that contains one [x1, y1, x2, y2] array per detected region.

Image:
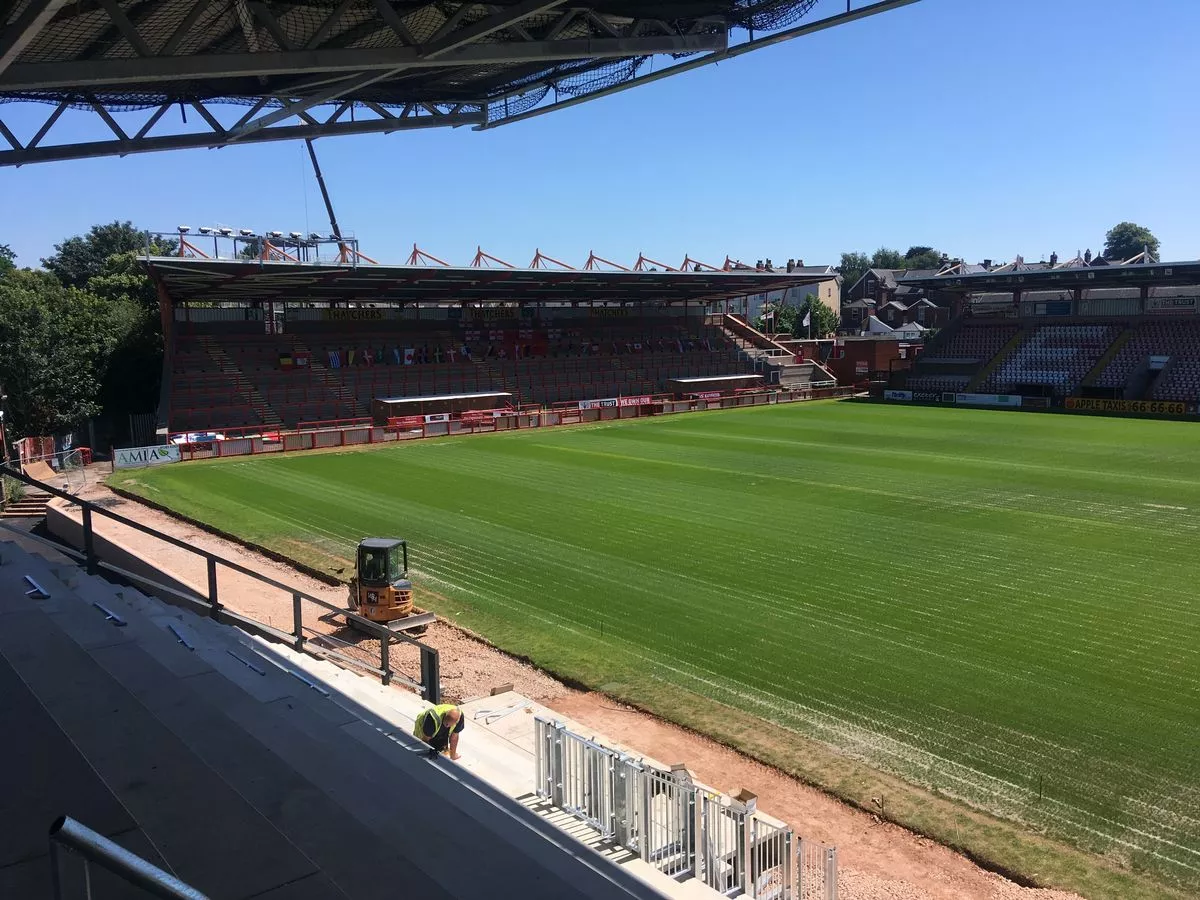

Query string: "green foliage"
[[798, 293, 840, 338], [0, 243, 15, 275], [0, 268, 125, 436], [837, 251, 872, 290], [903, 246, 944, 270], [41, 221, 175, 289], [116, 404, 1200, 896], [1103, 222, 1160, 262], [840, 246, 948, 291]]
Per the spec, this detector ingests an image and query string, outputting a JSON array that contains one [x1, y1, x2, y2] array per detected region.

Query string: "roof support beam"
[[0, 105, 482, 166], [0, 0, 70, 77], [0, 32, 723, 90], [220, 0, 565, 141], [479, 0, 920, 128]]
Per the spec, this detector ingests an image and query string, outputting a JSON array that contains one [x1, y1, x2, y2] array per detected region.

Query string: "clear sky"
[[2, 0, 1198, 269]]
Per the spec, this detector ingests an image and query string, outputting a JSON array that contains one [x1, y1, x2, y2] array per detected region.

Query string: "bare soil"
[[71, 475, 1083, 900]]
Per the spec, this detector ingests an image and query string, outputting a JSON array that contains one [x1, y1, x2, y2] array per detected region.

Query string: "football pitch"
[[113, 402, 1200, 891]]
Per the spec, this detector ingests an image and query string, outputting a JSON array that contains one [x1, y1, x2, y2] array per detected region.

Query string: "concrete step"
[[0, 555, 342, 899], [14, 547, 668, 900]]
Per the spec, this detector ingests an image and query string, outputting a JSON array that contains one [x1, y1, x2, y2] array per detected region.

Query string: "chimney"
[[756, 259, 763, 271], [983, 259, 992, 269], [1049, 251, 1058, 266], [796, 259, 803, 267], [1084, 248, 1092, 264], [786, 259, 795, 273], [765, 258, 773, 271]]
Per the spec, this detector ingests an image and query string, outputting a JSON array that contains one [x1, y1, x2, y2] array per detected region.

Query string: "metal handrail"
[[49, 816, 209, 900], [0, 464, 440, 700]]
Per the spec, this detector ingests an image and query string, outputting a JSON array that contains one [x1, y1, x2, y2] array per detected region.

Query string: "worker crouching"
[[414, 703, 464, 760]]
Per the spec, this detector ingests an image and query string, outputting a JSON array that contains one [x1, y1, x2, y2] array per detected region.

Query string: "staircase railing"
[[0, 464, 442, 702], [49, 815, 208, 900]]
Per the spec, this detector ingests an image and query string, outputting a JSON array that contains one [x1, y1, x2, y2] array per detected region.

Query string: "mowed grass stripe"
[[116, 402, 1200, 888]]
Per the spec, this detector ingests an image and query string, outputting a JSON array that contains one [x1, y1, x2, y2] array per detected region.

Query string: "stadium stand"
[[170, 318, 745, 431], [922, 322, 1021, 363], [1094, 319, 1200, 401], [982, 323, 1121, 396]]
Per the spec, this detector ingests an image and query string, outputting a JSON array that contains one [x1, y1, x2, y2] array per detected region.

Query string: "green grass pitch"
[[114, 402, 1200, 890]]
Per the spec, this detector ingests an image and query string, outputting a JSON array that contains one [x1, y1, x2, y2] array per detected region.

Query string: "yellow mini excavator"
[[344, 538, 435, 633]]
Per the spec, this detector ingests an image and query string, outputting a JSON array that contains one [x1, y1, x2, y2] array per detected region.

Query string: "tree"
[[903, 246, 945, 270], [838, 252, 872, 292], [797, 293, 840, 338], [41, 221, 175, 289], [0, 244, 14, 275], [1103, 222, 1160, 262], [0, 269, 125, 437], [870, 247, 905, 270], [87, 253, 165, 417]]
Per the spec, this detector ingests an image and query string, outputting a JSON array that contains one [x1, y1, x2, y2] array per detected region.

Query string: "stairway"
[[965, 327, 1026, 391], [1, 489, 51, 519], [0, 537, 667, 900], [195, 335, 283, 427], [1081, 327, 1134, 387]]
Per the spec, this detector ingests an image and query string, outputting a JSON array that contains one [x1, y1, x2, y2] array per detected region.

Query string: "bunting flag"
[[374, 348, 384, 364], [347, 350, 357, 366], [391, 348, 401, 364], [447, 348, 457, 363], [328, 351, 342, 368], [295, 353, 310, 367], [676, 339, 685, 352], [279, 353, 294, 369], [403, 347, 415, 365]]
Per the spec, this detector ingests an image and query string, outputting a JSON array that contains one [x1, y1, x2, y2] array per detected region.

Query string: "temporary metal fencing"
[[534, 718, 836, 899]]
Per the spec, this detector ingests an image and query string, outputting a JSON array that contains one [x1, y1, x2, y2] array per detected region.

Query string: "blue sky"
[[3, 0, 1198, 269]]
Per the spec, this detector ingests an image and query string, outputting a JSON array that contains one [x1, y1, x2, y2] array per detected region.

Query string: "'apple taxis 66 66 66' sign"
[[114, 445, 182, 469]]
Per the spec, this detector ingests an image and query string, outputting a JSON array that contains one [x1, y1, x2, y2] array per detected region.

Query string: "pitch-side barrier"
[[534, 718, 837, 900], [166, 387, 856, 462]]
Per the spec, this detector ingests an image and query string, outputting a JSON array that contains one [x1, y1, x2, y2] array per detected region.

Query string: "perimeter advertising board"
[[884, 390, 913, 401], [954, 393, 1022, 407], [578, 396, 654, 410], [114, 445, 181, 469], [1065, 397, 1187, 416]]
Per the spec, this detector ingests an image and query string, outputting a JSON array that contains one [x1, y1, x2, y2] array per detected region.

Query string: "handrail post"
[[420, 645, 440, 702], [380, 631, 392, 685], [81, 506, 98, 575], [291, 593, 304, 650], [206, 557, 219, 619]]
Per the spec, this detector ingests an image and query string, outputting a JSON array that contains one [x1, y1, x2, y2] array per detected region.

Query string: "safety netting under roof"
[[0, 0, 820, 118]]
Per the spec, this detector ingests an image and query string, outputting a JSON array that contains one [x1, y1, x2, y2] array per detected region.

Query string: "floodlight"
[[328, 234, 338, 241], [289, 231, 302, 240], [269, 231, 283, 239], [199, 226, 213, 235], [218, 227, 233, 237], [177, 225, 190, 234], [309, 232, 321, 241], [239, 229, 255, 237]]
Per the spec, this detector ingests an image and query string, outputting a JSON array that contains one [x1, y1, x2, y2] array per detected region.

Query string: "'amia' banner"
[[1065, 397, 1187, 416], [114, 445, 181, 469]]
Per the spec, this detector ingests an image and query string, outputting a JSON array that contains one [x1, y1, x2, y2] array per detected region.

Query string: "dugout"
[[372, 391, 512, 424], [669, 374, 764, 399]]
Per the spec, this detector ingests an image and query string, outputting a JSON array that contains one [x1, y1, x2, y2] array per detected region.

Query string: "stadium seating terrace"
[[895, 261, 1200, 404], [152, 258, 820, 434]]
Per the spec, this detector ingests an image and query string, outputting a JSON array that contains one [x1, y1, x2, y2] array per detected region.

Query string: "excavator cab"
[[347, 538, 417, 625]]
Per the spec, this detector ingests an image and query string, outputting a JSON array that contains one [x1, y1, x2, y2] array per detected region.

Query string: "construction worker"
[[413, 704, 464, 760]]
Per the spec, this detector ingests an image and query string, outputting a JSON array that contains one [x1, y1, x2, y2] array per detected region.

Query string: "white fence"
[[534, 718, 836, 899]]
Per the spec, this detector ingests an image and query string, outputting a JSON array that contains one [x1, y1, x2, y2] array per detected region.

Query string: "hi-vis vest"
[[413, 703, 457, 739]]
